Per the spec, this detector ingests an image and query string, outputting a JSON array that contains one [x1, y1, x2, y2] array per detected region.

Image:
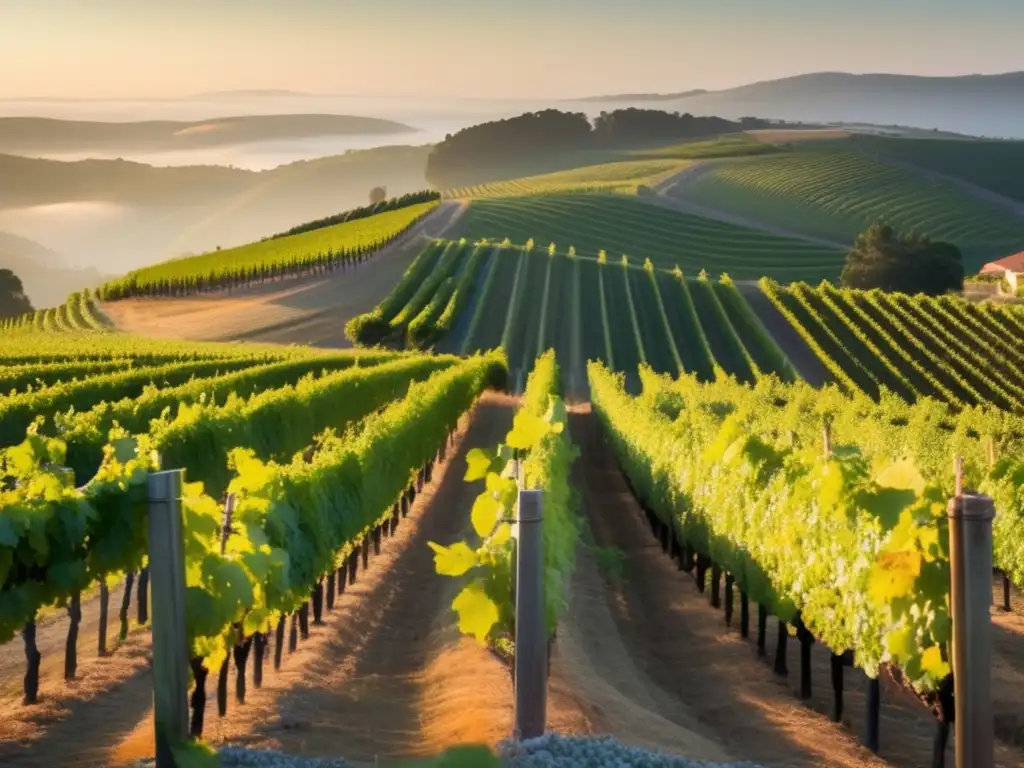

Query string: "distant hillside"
[[578, 71, 1024, 138], [0, 231, 107, 307], [577, 89, 709, 103], [0, 144, 433, 275], [189, 89, 314, 99], [0, 114, 418, 154]]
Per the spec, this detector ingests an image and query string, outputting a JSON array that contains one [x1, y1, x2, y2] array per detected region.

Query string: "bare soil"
[[567, 404, 1024, 768], [732, 280, 834, 387], [103, 201, 467, 348]]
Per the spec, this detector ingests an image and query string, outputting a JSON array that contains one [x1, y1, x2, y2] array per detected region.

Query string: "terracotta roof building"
[[981, 251, 1024, 292]]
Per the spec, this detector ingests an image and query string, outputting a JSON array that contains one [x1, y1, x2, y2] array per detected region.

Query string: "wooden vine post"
[[948, 457, 995, 768], [147, 469, 189, 767]]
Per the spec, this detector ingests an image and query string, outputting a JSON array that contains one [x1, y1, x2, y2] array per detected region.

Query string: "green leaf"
[[111, 437, 139, 464], [886, 625, 916, 660], [471, 493, 501, 538], [544, 396, 567, 426], [428, 541, 479, 576], [452, 582, 499, 644], [464, 448, 498, 482]]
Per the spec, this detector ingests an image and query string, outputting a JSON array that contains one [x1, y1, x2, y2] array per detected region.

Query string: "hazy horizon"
[[4, 0, 1023, 101]]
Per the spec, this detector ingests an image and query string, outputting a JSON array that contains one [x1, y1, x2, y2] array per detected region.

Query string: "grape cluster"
[[499, 733, 763, 767]]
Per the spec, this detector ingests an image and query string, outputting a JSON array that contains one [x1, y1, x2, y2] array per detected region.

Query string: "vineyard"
[[448, 195, 846, 281], [347, 239, 797, 392], [10, 117, 1024, 768], [584, 359, 1024, 765], [758, 279, 1024, 411], [0, 330, 515, 760], [0, 289, 112, 334], [850, 134, 1024, 202], [673, 144, 1024, 267], [97, 200, 439, 300], [444, 158, 691, 199]]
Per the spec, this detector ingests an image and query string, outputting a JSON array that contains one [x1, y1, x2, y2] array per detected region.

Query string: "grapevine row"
[[590, 360, 951, 700], [98, 202, 439, 301]]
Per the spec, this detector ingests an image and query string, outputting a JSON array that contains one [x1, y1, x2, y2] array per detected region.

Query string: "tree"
[[840, 222, 964, 296], [0, 269, 33, 319], [369, 186, 387, 205]]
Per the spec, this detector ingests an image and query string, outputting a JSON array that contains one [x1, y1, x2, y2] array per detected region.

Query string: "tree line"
[[425, 108, 774, 188]]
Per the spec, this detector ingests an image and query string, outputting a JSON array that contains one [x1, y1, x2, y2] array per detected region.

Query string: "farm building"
[[980, 250, 1024, 292]]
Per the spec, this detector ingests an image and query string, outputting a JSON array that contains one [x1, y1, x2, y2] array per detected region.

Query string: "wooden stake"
[[98, 581, 109, 656]]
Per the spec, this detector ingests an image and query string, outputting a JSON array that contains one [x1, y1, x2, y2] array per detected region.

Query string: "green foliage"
[[0, 430, 155, 644], [101, 202, 438, 301], [151, 354, 456, 499], [0, 268, 33, 320], [590, 361, 954, 691], [841, 221, 964, 295], [346, 240, 448, 346], [0, 356, 278, 448], [59, 352, 394, 485], [679, 144, 1024, 267], [0, 337, 505, 669], [450, 194, 844, 281], [760, 279, 1024, 412], [430, 350, 580, 646]]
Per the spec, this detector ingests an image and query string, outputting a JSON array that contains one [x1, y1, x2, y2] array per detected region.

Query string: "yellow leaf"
[[489, 523, 512, 549], [452, 582, 499, 644], [464, 448, 498, 482], [868, 549, 922, 604], [428, 541, 478, 576], [921, 644, 950, 680], [876, 458, 926, 494], [471, 493, 500, 538], [506, 412, 548, 450]]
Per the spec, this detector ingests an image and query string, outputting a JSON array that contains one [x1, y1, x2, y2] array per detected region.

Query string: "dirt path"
[[990, 577, 1024, 747], [647, 164, 848, 251], [0, 582, 135, 700], [732, 281, 834, 387], [104, 393, 590, 766], [0, 622, 154, 768], [103, 201, 468, 348], [549, 418, 734, 762], [566, 405, 1024, 768]]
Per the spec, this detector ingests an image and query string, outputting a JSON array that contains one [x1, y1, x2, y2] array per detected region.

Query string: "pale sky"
[[4, 0, 1024, 100]]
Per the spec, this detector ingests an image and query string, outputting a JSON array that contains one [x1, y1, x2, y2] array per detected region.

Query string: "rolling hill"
[[447, 194, 846, 282], [668, 142, 1024, 269], [0, 145, 432, 279], [580, 71, 1024, 138], [0, 114, 418, 154], [0, 230, 108, 307]]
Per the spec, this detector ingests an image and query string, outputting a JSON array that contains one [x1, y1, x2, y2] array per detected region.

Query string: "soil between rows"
[[566, 403, 1024, 768]]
